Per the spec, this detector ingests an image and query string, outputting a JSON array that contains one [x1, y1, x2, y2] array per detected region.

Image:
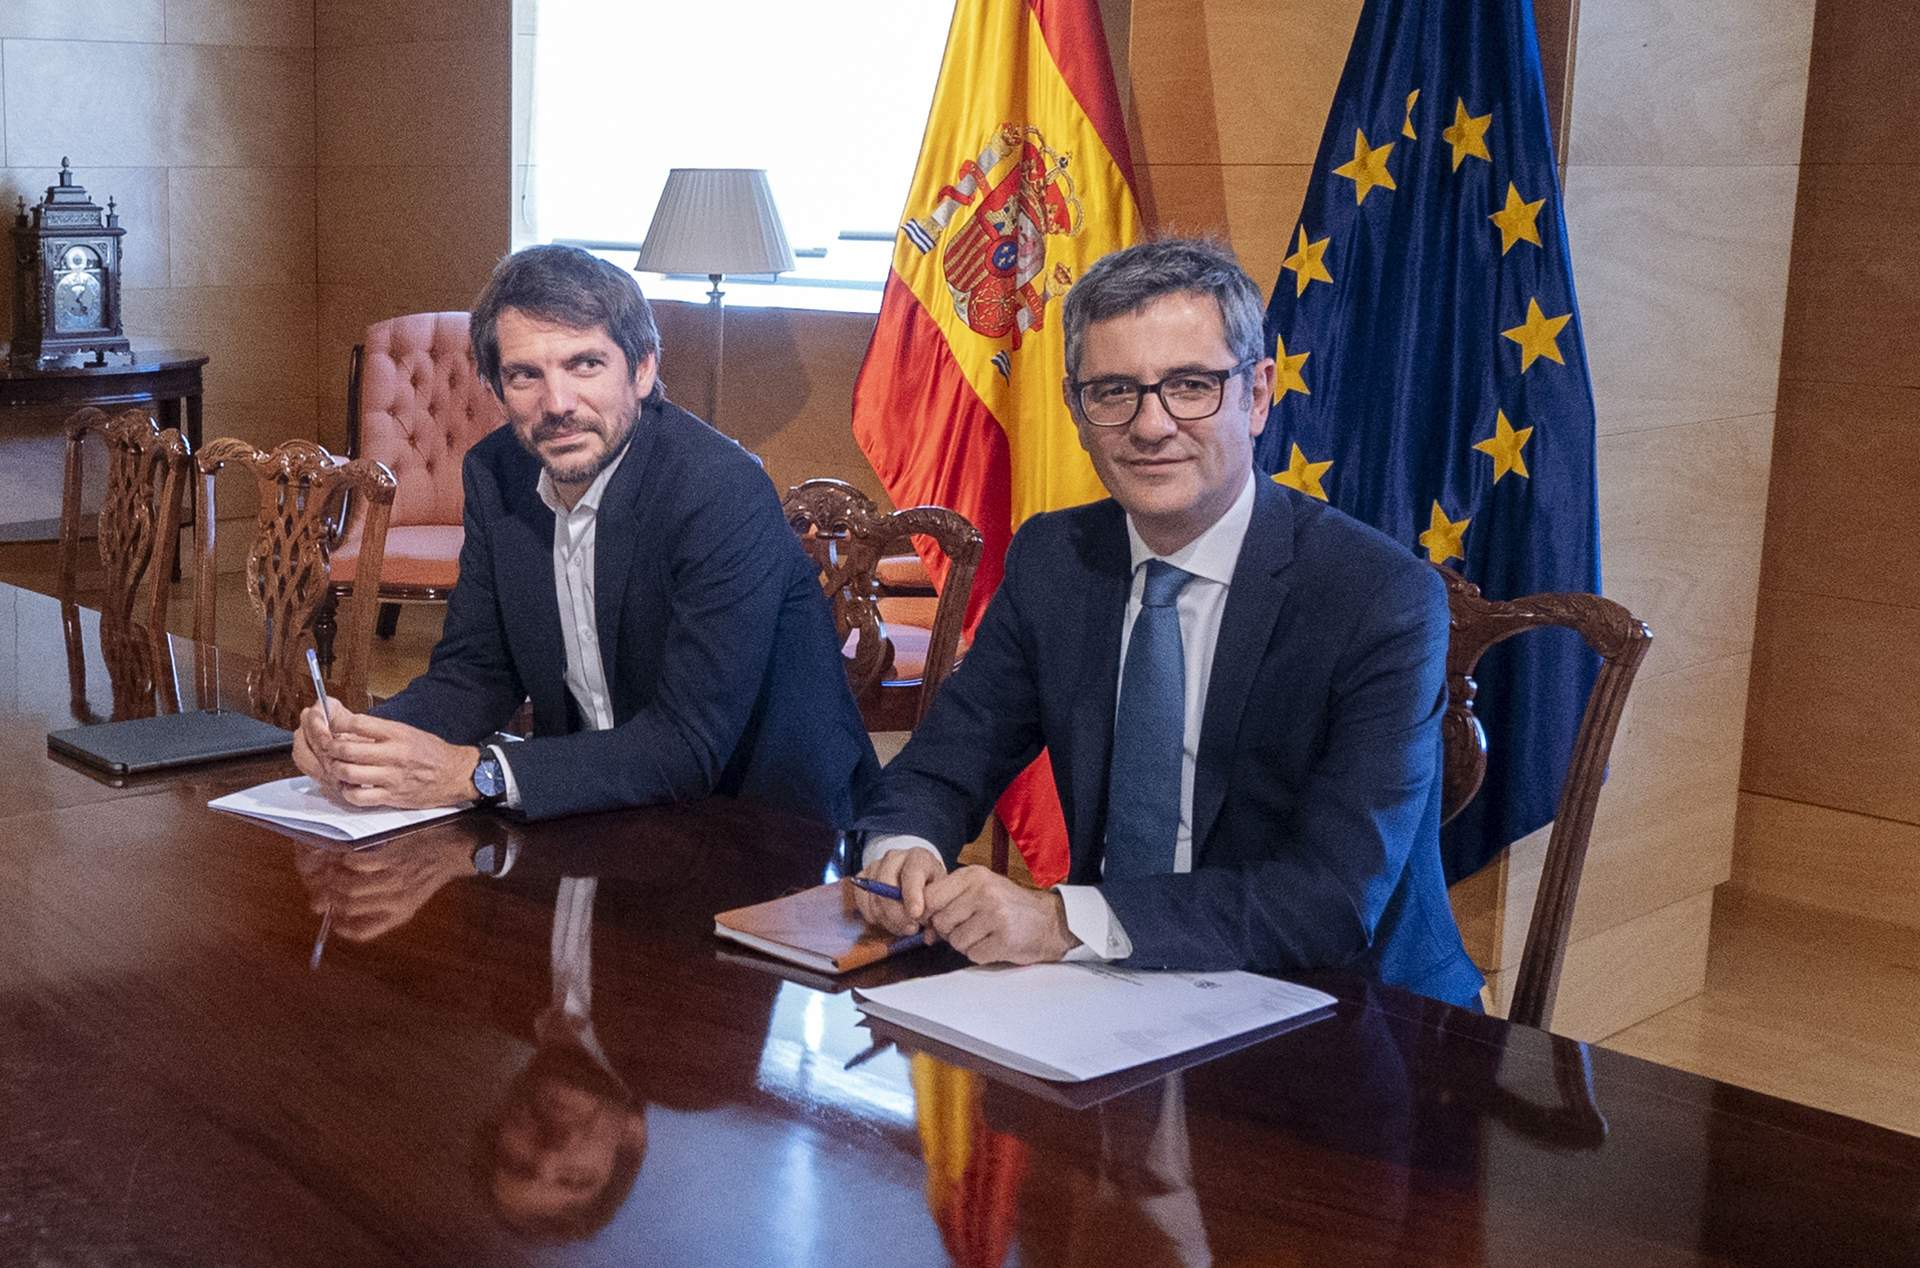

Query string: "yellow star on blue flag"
[[1254, 0, 1601, 884]]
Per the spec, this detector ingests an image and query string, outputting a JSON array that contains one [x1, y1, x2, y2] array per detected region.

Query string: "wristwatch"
[[472, 747, 506, 805]]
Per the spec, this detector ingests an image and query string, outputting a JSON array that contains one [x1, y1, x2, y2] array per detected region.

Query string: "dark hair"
[[471, 1041, 648, 1242], [1061, 237, 1265, 382], [470, 244, 663, 395]]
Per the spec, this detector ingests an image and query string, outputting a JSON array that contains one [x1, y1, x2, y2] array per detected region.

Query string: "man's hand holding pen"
[[852, 852, 1079, 966]]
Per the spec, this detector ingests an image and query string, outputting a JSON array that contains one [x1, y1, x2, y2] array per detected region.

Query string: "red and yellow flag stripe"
[[853, 0, 1141, 883]]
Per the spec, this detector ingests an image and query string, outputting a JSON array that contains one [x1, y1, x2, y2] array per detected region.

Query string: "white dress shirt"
[[867, 473, 1257, 961], [492, 442, 632, 808]]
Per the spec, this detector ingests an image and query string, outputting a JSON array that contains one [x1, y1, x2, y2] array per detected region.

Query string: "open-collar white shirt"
[[492, 439, 633, 808]]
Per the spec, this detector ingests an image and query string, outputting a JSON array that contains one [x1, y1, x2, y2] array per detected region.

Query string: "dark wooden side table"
[[0, 346, 209, 451], [0, 346, 209, 572]]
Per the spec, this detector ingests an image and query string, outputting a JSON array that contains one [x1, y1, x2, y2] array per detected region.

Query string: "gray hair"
[[471, 244, 663, 396], [1061, 237, 1266, 382]]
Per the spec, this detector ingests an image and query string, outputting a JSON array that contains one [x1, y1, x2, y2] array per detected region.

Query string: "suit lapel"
[[1067, 504, 1131, 881], [498, 445, 566, 721], [591, 400, 661, 682], [1191, 480, 1295, 856]]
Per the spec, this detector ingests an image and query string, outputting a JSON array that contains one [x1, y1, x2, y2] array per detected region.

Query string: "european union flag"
[[1254, 0, 1600, 884]]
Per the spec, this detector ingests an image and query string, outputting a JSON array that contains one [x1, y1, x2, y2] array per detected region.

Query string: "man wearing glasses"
[[853, 238, 1482, 1008]]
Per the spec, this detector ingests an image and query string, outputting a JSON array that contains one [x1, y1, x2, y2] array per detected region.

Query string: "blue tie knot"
[[1140, 560, 1191, 608]]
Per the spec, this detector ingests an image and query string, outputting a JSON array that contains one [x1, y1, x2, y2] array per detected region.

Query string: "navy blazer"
[[374, 394, 877, 827], [858, 478, 1483, 1007]]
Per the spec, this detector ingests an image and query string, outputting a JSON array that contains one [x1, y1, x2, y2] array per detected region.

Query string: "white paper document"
[[854, 963, 1336, 1083], [208, 775, 467, 842]]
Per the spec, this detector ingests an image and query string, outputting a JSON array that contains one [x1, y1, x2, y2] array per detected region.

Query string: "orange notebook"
[[713, 879, 923, 975]]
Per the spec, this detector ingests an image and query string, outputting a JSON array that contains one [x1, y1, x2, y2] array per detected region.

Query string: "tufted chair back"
[[349, 312, 506, 528]]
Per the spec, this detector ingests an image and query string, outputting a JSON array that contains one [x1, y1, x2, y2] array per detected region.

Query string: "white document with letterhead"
[[853, 963, 1336, 1082], [208, 775, 467, 842]]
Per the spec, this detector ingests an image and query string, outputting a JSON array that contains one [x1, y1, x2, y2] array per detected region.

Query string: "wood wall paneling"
[[1733, 793, 1920, 933], [1742, 588, 1920, 825], [1797, 0, 1920, 166], [1775, 160, 1920, 389], [1760, 378, 1920, 607]]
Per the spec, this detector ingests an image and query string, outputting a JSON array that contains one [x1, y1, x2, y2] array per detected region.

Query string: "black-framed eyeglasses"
[[1069, 359, 1258, 427]]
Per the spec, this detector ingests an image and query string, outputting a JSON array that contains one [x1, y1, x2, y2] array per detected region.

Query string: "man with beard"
[[294, 245, 876, 825]]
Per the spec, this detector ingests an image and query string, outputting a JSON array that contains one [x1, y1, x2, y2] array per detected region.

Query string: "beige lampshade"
[[633, 168, 795, 276]]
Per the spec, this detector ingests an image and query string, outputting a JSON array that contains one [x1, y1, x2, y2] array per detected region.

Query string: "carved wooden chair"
[[782, 478, 983, 733], [1437, 564, 1652, 1031], [193, 438, 397, 729], [57, 406, 192, 719]]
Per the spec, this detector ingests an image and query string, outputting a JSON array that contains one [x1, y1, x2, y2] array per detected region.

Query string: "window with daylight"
[[522, 1, 954, 313]]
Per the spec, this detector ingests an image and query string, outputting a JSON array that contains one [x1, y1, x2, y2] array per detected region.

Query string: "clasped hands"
[[852, 846, 1080, 966], [293, 696, 480, 810]]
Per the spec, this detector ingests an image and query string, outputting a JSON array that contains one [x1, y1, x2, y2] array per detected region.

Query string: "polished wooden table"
[[3, 581, 1918, 1265]]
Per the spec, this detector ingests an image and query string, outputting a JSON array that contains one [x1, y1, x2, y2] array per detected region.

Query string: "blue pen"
[[849, 876, 904, 902]]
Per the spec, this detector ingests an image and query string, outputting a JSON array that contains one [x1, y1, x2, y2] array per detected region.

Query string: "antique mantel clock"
[[10, 158, 131, 369]]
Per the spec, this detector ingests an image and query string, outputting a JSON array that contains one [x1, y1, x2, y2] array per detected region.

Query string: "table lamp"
[[633, 168, 795, 427]]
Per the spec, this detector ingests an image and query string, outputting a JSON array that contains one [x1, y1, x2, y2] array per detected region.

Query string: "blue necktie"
[[1105, 560, 1192, 880]]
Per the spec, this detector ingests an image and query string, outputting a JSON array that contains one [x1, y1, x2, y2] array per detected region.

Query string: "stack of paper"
[[209, 776, 467, 842], [854, 964, 1335, 1083]]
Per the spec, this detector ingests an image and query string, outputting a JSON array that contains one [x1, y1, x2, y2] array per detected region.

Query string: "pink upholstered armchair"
[[328, 312, 507, 643]]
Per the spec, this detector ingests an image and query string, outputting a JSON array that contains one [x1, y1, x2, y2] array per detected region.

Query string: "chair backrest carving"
[[58, 407, 191, 717], [194, 438, 396, 728], [1436, 563, 1652, 1031], [782, 479, 983, 729]]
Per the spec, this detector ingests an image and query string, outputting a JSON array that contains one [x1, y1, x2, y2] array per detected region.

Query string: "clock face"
[[52, 268, 104, 332]]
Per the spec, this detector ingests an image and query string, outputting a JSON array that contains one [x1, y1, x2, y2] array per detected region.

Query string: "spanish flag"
[[852, 0, 1142, 884]]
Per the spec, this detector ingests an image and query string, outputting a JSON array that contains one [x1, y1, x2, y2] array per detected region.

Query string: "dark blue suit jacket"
[[858, 478, 1483, 1007], [374, 394, 877, 827]]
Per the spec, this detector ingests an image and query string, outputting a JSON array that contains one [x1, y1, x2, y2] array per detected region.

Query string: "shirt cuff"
[[1056, 885, 1134, 961], [489, 743, 524, 811], [861, 832, 944, 871]]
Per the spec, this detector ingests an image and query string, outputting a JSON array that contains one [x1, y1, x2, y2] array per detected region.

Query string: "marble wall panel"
[[121, 283, 318, 405], [0, 0, 164, 42], [1453, 652, 1748, 973], [2, 42, 312, 167], [1597, 412, 1772, 679], [1485, 890, 1712, 1042], [1567, 0, 1815, 167], [170, 166, 315, 288], [2, 40, 170, 167], [163, 0, 316, 48], [1565, 162, 1799, 436]]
